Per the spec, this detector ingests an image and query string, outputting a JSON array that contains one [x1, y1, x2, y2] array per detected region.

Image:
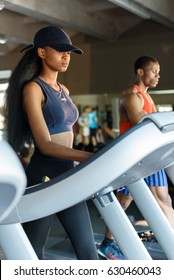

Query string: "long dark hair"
[[4, 48, 42, 154]]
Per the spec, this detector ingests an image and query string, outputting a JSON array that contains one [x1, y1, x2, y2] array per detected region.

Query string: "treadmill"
[[0, 111, 174, 260]]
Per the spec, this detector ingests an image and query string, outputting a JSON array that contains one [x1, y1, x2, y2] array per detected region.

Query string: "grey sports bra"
[[34, 77, 79, 134]]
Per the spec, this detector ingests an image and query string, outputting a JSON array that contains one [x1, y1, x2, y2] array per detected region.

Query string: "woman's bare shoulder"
[[23, 80, 40, 91], [23, 80, 44, 107], [23, 81, 44, 99]]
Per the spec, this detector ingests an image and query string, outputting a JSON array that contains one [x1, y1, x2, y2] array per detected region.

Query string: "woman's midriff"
[[50, 131, 74, 148]]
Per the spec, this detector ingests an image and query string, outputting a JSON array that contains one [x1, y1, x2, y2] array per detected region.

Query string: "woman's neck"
[[39, 70, 58, 85]]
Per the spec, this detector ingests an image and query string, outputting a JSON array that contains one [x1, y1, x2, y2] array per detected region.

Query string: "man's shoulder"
[[121, 86, 137, 98]]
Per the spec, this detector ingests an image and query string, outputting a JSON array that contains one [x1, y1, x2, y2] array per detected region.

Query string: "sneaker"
[[98, 239, 126, 260]]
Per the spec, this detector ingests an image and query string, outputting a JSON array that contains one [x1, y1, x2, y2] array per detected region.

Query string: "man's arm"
[[121, 91, 147, 125]]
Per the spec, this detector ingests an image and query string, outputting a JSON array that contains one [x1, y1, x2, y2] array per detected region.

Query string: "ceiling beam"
[[0, 9, 48, 44], [3, 0, 118, 41], [135, 0, 174, 23], [109, 0, 174, 29], [108, 0, 151, 19], [86, 1, 115, 12]]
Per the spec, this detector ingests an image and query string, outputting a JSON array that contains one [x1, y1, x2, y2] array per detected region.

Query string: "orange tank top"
[[119, 84, 156, 135]]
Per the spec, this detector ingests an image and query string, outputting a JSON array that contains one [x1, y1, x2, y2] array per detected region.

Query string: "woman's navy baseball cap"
[[20, 26, 83, 54]]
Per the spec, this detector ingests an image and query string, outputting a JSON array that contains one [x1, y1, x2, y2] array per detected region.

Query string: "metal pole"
[[127, 179, 174, 260], [93, 190, 152, 260], [0, 223, 38, 260]]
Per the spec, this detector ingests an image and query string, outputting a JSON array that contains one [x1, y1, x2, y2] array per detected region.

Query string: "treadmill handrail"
[[2, 112, 174, 224]]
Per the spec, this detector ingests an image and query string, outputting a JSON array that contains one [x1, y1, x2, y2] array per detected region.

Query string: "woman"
[[4, 26, 99, 260]]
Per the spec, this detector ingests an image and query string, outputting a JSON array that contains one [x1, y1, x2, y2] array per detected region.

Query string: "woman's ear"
[[37, 47, 46, 59]]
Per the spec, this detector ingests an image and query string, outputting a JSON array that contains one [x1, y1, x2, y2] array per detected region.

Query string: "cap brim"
[[50, 43, 83, 54]]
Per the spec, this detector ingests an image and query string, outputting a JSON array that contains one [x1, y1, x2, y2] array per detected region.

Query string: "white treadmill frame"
[[1, 112, 174, 259]]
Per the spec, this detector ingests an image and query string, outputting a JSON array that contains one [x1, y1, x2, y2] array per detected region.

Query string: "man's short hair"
[[134, 56, 158, 74]]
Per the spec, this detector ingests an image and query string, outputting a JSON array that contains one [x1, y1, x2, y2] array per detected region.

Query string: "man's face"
[[141, 62, 160, 88]]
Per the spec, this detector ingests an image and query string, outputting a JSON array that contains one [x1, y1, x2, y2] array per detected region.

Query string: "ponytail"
[[4, 48, 42, 153]]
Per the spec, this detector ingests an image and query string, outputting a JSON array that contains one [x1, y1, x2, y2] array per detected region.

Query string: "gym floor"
[[44, 200, 167, 260]]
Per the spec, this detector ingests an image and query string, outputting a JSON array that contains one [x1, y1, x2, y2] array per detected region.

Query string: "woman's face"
[[39, 46, 71, 72]]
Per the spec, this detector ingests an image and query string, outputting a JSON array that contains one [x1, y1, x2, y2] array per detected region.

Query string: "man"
[[98, 56, 174, 260]]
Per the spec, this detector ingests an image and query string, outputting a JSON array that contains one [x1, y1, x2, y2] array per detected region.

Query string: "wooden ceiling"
[[0, 0, 174, 56]]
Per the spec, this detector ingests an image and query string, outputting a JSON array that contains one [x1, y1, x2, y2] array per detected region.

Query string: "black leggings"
[[23, 149, 99, 260]]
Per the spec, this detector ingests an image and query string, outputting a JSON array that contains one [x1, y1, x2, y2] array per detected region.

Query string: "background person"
[[88, 107, 99, 147], [77, 105, 91, 147], [98, 55, 174, 260]]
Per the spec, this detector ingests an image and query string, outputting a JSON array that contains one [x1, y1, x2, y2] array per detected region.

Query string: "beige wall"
[[89, 30, 174, 96], [1, 26, 174, 107], [55, 27, 174, 107], [59, 43, 92, 95]]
